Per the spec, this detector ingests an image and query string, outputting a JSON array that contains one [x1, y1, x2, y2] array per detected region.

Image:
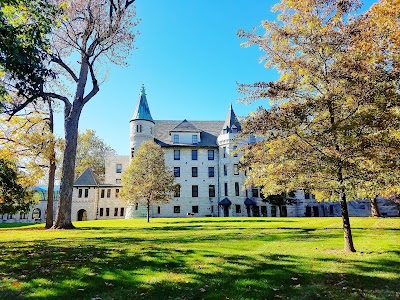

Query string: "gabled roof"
[[171, 119, 201, 132], [222, 104, 242, 134], [219, 198, 232, 206], [153, 120, 224, 148], [74, 168, 98, 186], [131, 85, 154, 123]]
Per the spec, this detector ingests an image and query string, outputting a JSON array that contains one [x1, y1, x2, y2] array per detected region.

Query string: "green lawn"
[[0, 218, 399, 300]]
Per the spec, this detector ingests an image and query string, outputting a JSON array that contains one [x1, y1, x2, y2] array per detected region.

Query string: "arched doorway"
[[77, 209, 87, 221]]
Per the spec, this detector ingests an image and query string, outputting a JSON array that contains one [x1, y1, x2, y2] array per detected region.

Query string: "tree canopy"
[[0, 158, 36, 215], [75, 129, 116, 182], [238, 0, 400, 252], [121, 141, 176, 223]]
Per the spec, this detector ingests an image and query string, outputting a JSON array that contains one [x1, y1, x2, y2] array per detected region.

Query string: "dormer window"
[[192, 135, 198, 144], [173, 134, 179, 144]]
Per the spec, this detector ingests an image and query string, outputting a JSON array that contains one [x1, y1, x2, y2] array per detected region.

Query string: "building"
[[2, 86, 398, 223]]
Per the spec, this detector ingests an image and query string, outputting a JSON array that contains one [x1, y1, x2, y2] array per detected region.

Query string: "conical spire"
[[222, 104, 241, 134], [131, 84, 154, 122]]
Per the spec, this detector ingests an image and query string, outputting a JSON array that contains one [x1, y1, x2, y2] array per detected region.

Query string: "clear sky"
[[54, 0, 377, 155]]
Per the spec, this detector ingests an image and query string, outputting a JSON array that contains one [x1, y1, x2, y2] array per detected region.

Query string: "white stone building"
[[2, 86, 398, 223]]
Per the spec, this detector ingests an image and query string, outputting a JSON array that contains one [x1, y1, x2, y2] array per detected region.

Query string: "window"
[[84, 189, 89, 198], [192, 185, 198, 197], [20, 213, 28, 219], [174, 149, 180, 160], [136, 124, 142, 132], [261, 206, 267, 217], [304, 191, 310, 199], [78, 189, 82, 198], [271, 206, 277, 217], [209, 185, 215, 197], [281, 205, 288, 217], [234, 164, 239, 175], [32, 208, 41, 219], [174, 206, 180, 213], [252, 188, 259, 198], [107, 189, 111, 198], [150, 127, 153, 134], [106, 208, 110, 216], [120, 207, 125, 216], [99, 208, 104, 217], [116, 164, 122, 173], [173, 134, 179, 144], [192, 149, 198, 160], [208, 150, 214, 160], [157, 206, 161, 214], [192, 206, 199, 214], [115, 189, 120, 198], [233, 145, 238, 157], [192, 167, 198, 177], [101, 189, 105, 198], [192, 135, 198, 144], [174, 184, 180, 197], [116, 179, 121, 184], [174, 167, 180, 177], [236, 205, 241, 213], [224, 182, 228, 196], [131, 148, 135, 158], [208, 167, 214, 177], [245, 189, 248, 197], [235, 182, 239, 196], [223, 147, 227, 158], [135, 203, 139, 210], [224, 165, 227, 176], [114, 208, 118, 216]]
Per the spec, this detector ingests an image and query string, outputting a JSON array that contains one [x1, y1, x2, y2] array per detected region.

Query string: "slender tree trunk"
[[45, 160, 56, 228], [147, 198, 150, 223], [370, 196, 381, 217], [52, 104, 82, 229], [45, 99, 56, 229], [340, 188, 356, 252]]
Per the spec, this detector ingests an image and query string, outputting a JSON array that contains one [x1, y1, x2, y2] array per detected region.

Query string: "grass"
[[0, 217, 399, 300]]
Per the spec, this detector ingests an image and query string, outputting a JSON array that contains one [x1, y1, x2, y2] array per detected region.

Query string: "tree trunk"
[[340, 189, 356, 252], [370, 196, 381, 217], [146, 198, 150, 223], [45, 159, 56, 229], [45, 99, 56, 229], [52, 104, 82, 229]]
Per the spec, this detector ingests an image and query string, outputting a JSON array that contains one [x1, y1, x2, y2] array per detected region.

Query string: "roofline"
[[129, 119, 155, 124]]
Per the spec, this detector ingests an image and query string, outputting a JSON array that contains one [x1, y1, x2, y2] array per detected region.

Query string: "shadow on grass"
[[0, 223, 37, 229], [0, 226, 399, 300]]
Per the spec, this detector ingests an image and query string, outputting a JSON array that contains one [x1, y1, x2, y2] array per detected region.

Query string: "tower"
[[129, 85, 155, 159]]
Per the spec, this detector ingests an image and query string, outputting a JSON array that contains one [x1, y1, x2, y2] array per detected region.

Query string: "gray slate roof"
[[74, 168, 98, 186], [222, 104, 242, 134], [154, 120, 224, 148], [171, 119, 201, 132], [131, 86, 154, 122]]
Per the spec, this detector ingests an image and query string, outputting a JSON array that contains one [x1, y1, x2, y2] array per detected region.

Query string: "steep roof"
[[74, 168, 98, 186], [153, 120, 224, 148], [171, 119, 201, 132], [131, 85, 154, 122], [222, 104, 242, 134]]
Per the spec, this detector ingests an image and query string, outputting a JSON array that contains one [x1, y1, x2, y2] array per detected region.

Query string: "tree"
[[262, 192, 296, 216], [238, 0, 400, 252], [0, 0, 61, 104], [75, 129, 116, 182], [120, 141, 175, 223], [2, 0, 139, 229], [0, 159, 36, 215]]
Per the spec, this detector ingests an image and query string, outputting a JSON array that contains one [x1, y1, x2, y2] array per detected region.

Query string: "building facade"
[[2, 86, 398, 223]]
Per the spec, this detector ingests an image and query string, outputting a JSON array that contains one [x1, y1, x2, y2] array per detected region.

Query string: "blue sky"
[[54, 0, 377, 155]]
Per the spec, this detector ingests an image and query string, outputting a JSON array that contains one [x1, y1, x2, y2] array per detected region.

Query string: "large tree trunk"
[[52, 104, 82, 229], [147, 198, 150, 223], [370, 196, 381, 217], [340, 188, 356, 252]]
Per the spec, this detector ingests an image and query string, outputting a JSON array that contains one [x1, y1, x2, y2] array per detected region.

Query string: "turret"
[[129, 85, 155, 159]]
